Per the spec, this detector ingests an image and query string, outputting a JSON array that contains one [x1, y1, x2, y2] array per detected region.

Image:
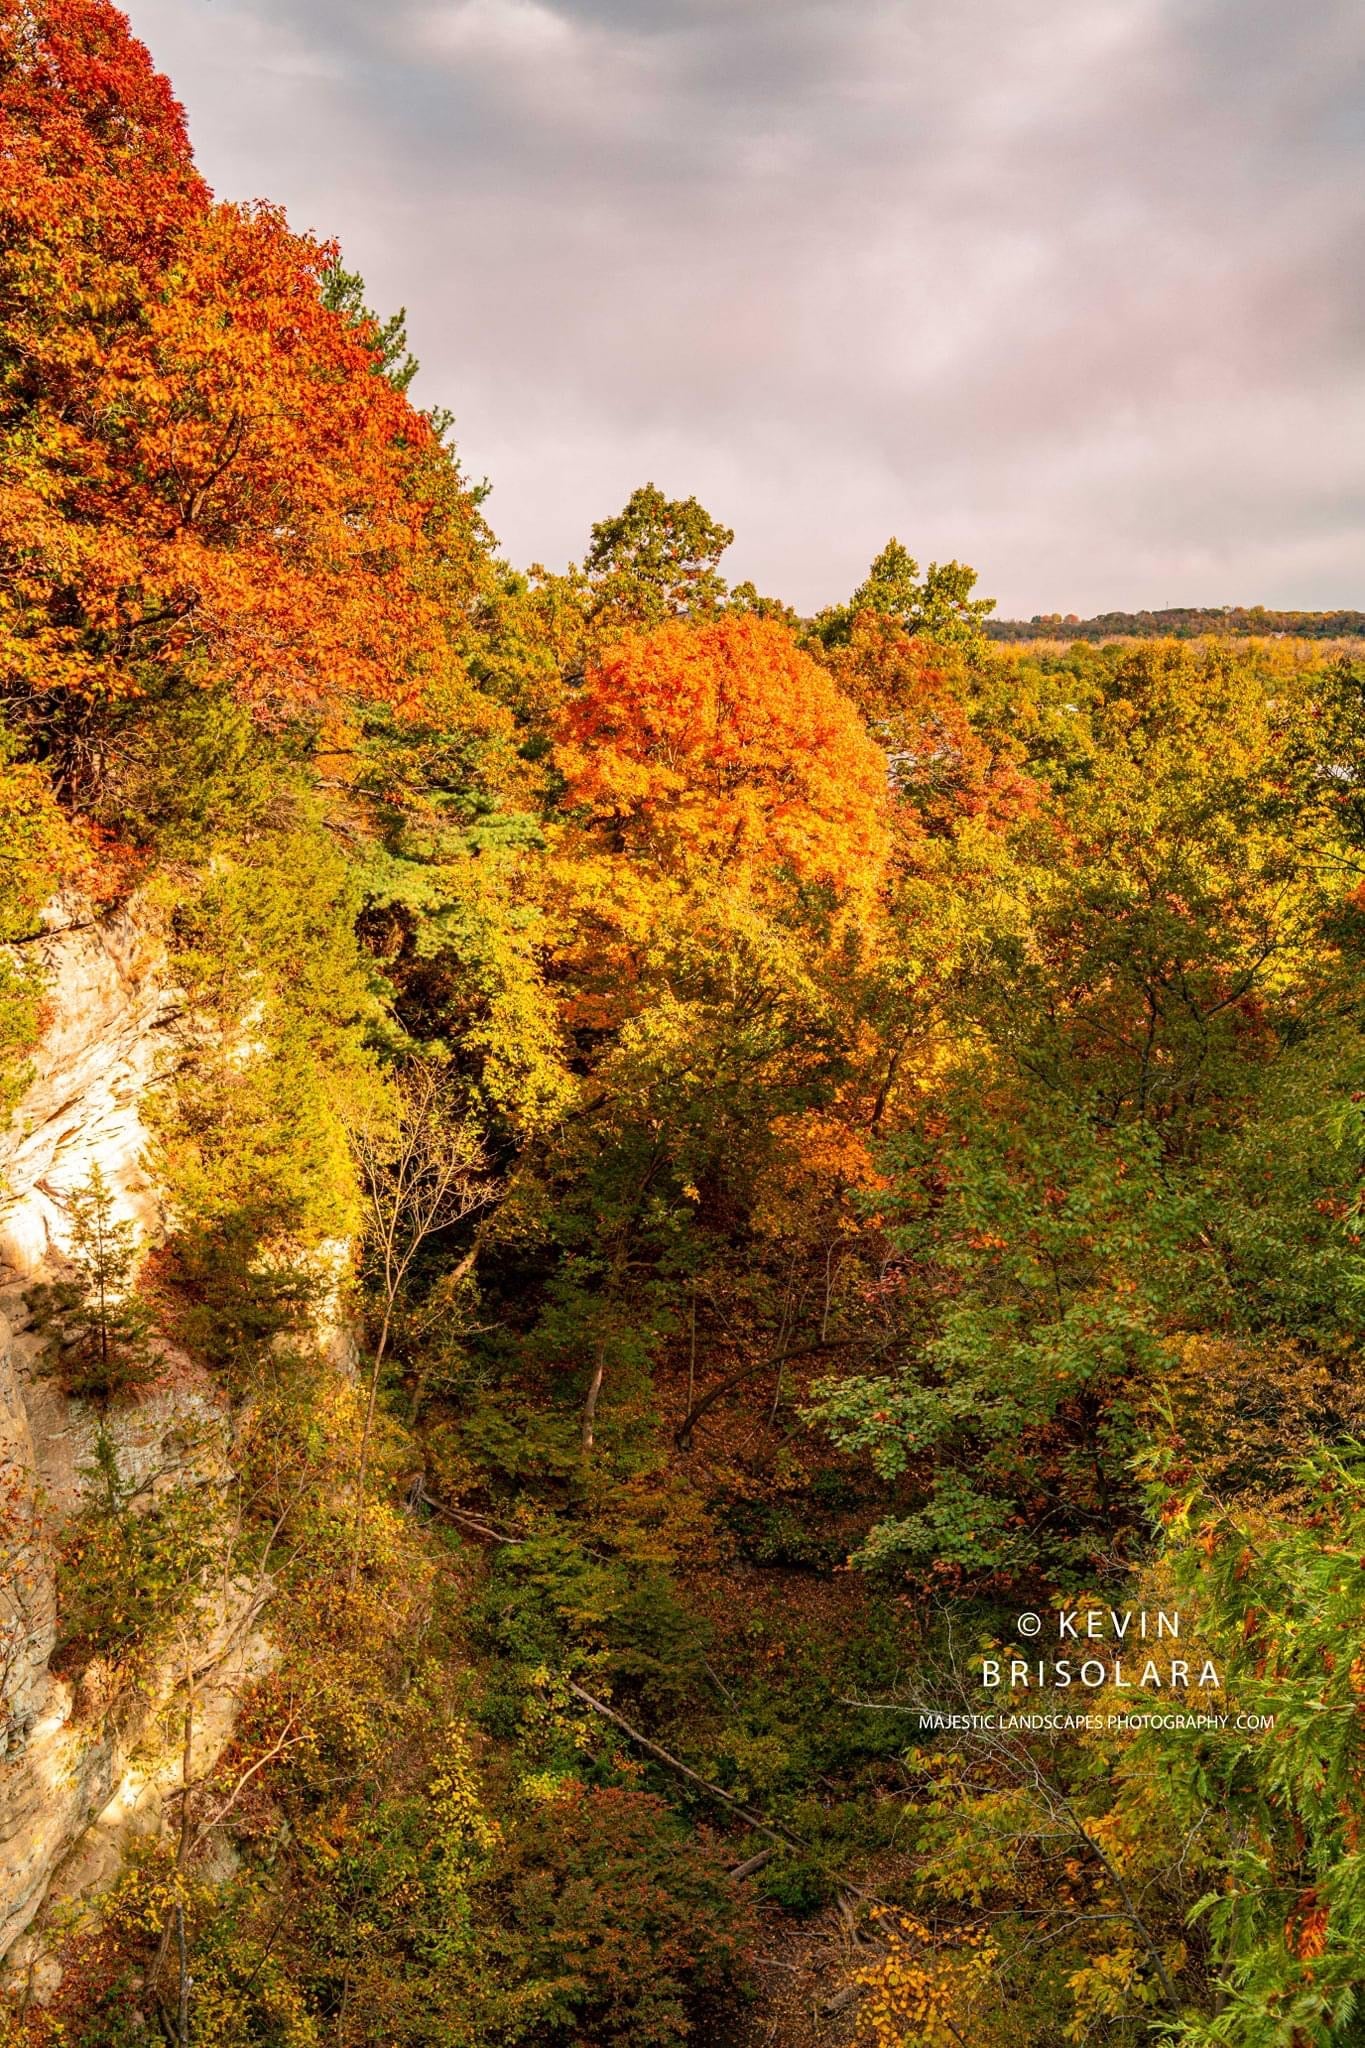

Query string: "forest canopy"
[[3, 7, 1365, 2048]]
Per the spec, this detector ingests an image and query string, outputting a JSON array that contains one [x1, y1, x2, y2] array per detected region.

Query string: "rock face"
[[0, 902, 248, 1965], [0, 901, 172, 1283]]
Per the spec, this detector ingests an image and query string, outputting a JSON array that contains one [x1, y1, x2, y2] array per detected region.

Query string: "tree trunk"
[[581, 1341, 607, 1458], [347, 1306, 393, 1593]]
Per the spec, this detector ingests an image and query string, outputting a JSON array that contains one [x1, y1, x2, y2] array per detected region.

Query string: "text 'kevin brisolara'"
[[986, 1606, 1220, 1690]]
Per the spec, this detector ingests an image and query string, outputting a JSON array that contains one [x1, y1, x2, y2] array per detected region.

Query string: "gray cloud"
[[122, 0, 1364, 613]]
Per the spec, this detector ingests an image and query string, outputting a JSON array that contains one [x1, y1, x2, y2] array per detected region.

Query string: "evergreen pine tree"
[[28, 1166, 156, 1398]]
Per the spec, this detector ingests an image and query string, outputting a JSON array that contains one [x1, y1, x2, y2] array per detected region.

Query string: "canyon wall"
[[0, 904, 259, 1974]]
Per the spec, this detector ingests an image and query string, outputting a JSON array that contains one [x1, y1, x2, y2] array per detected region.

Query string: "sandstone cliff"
[[0, 903, 263, 1974]]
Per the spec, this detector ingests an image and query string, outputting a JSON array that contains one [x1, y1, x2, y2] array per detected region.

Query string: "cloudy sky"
[[121, 0, 1363, 616]]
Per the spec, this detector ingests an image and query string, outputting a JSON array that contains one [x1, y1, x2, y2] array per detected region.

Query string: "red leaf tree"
[[0, 0, 488, 786]]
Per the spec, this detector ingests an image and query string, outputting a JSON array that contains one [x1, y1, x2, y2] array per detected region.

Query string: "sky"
[[121, 0, 1365, 617]]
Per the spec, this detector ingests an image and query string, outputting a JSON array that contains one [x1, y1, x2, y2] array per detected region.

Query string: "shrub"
[[495, 1784, 754, 2045], [56, 1430, 218, 1674]]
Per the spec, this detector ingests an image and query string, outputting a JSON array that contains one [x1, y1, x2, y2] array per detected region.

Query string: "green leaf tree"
[[583, 483, 734, 629], [815, 538, 996, 647]]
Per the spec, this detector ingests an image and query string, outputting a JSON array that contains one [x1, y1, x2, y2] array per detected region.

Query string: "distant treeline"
[[988, 605, 1365, 641]]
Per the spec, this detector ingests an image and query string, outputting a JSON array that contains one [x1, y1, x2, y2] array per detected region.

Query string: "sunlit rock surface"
[[0, 903, 252, 1966]]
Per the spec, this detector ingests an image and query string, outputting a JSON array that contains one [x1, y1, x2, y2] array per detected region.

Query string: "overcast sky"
[[121, 0, 1363, 616]]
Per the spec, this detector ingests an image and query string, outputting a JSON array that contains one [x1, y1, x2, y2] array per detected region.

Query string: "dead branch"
[[563, 1678, 803, 1849]]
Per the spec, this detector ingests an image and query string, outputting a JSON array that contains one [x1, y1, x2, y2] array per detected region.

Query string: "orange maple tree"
[[554, 613, 890, 900], [822, 612, 1036, 844], [0, 0, 486, 778]]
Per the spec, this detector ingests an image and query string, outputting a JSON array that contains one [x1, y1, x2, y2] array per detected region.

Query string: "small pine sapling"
[[28, 1166, 157, 1399]]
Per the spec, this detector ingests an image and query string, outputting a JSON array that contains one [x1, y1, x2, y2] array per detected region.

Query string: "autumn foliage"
[[7, 9, 1365, 2048], [555, 613, 890, 899], [0, 0, 486, 773], [824, 612, 1037, 839]]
